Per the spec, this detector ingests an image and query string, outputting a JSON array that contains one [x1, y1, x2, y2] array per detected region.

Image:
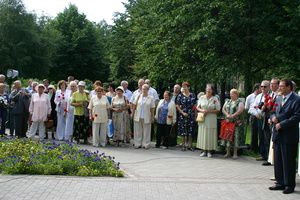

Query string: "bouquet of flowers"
[[0, 96, 8, 108]]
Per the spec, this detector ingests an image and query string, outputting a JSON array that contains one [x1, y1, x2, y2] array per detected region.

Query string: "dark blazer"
[[271, 92, 300, 144]]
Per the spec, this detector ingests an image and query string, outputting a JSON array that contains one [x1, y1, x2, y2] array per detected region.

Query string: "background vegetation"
[[1, 0, 299, 102]]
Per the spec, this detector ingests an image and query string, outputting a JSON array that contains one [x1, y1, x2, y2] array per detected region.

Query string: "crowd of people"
[[0, 74, 299, 194]]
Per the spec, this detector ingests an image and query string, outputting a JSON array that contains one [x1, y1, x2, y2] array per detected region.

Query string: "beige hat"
[[48, 85, 55, 89], [78, 81, 86, 87], [115, 86, 124, 92], [35, 84, 46, 91]]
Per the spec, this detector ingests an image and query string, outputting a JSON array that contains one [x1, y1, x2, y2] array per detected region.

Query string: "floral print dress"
[[176, 93, 196, 136], [220, 99, 245, 147]]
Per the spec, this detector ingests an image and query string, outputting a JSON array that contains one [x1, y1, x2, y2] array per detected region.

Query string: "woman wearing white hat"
[[28, 84, 51, 140], [71, 81, 90, 144], [111, 86, 130, 147]]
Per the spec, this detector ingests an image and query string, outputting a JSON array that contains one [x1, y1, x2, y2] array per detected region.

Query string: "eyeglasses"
[[260, 86, 268, 88]]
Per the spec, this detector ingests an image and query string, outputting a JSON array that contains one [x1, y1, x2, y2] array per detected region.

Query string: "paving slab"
[[0, 140, 299, 199]]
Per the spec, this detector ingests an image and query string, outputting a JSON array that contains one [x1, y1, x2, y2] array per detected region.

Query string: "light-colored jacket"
[[29, 93, 51, 122], [155, 99, 177, 125], [133, 94, 155, 124]]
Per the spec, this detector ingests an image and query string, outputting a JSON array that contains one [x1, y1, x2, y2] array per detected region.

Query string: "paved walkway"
[[0, 140, 299, 200]]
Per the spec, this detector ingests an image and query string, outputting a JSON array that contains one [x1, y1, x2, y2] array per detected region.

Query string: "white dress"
[[65, 92, 75, 138]]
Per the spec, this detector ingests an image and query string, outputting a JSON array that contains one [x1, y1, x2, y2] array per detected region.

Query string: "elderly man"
[[269, 78, 300, 194], [245, 83, 261, 153], [121, 80, 132, 100], [9, 80, 31, 138], [145, 79, 159, 102], [0, 74, 10, 94], [249, 80, 271, 162], [171, 84, 181, 102]]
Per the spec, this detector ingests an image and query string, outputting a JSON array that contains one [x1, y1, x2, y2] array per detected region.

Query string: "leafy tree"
[[0, 0, 51, 78], [48, 4, 109, 82]]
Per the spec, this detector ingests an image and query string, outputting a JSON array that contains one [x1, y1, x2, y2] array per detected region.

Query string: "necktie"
[[271, 93, 274, 99], [282, 96, 286, 105]]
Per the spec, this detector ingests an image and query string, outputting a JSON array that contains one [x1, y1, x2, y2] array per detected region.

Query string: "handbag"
[[219, 120, 235, 141], [45, 120, 54, 128], [196, 112, 205, 122]]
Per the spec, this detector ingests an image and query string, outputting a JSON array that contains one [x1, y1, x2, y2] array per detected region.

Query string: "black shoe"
[[262, 162, 271, 166], [269, 185, 285, 190], [283, 188, 294, 194]]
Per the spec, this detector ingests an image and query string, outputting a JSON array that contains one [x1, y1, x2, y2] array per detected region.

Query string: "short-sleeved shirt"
[[71, 91, 90, 116], [88, 95, 110, 123]]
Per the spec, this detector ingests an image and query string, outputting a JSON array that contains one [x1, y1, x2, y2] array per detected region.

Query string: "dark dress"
[[176, 93, 196, 136]]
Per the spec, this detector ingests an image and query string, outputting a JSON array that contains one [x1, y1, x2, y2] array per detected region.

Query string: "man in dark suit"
[[269, 78, 300, 194]]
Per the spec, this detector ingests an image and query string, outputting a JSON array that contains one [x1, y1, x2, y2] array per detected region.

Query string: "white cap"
[[78, 81, 86, 87]]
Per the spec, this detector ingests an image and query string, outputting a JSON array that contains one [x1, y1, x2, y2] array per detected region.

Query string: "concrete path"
[[0, 141, 299, 200]]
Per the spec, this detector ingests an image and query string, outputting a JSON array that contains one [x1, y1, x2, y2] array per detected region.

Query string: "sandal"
[[187, 147, 195, 151]]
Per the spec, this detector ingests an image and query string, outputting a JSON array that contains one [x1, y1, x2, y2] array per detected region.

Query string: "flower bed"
[[0, 137, 124, 177]]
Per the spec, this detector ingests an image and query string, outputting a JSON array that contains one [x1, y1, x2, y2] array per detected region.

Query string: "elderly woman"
[[54, 80, 69, 141], [71, 81, 90, 144], [176, 82, 197, 151], [88, 86, 110, 147], [197, 83, 220, 158], [0, 83, 9, 136], [10, 80, 31, 138], [155, 91, 177, 149], [45, 85, 56, 139], [221, 89, 245, 159], [111, 86, 130, 147], [28, 84, 51, 140], [131, 84, 155, 149], [65, 81, 77, 142]]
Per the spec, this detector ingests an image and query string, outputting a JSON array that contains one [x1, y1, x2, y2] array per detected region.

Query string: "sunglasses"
[[260, 86, 268, 88]]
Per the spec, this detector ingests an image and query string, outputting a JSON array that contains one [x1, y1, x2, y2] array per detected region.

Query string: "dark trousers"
[[9, 107, 14, 135], [156, 123, 171, 147], [73, 115, 89, 140], [274, 142, 298, 189], [263, 122, 271, 158], [13, 113, 29, 138], [257, 119, 267, 159], [0, 107, 7, 135], [249, 115, 258, 152]]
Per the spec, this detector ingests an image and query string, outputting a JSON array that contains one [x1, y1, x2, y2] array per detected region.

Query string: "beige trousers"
[[92, 122, 107, 147], [134, 119, 151, 148]]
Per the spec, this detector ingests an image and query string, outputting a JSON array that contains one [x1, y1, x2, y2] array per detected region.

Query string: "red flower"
[[268, 100, 274, 106], [274, 103, 279, 107], [91, 117, 95, 121], [62, 97, 65, 100], [264, 94, 269, 98], [257, 106, 261, 109], [192, 106, 196, 110], [62, 93, 64, 96], [265, 103, 269, 106], [64, 109, 68, 112], [95, 114, 98, 117], [126, 99, 129, 103], [254, 106, 257, 109], [58, 96, 61, 98], [168, 115, 173, 118], [272, 107, 276, 111], [213, 100, 217, 104], [237, 120, 242, 124]]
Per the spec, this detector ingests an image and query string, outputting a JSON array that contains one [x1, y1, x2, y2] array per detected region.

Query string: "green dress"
[[221, 99, 245, 147]]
